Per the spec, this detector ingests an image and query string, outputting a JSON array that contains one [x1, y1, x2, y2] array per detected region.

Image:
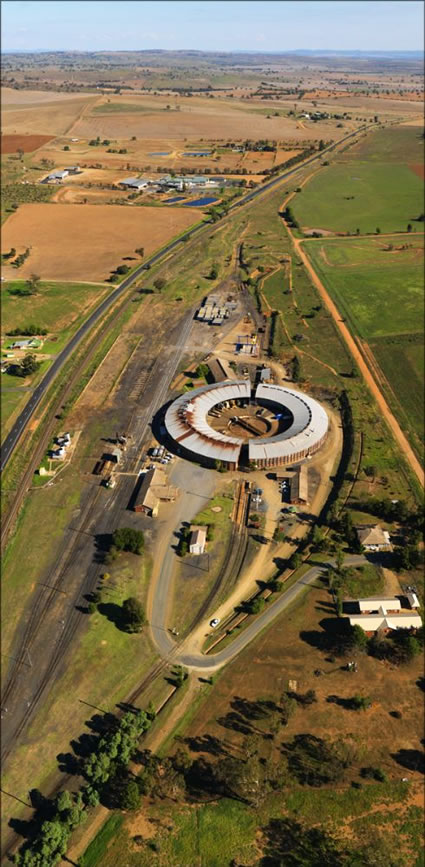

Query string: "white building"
[[119, 177, 149, 190], [189, 526, 207, 555]]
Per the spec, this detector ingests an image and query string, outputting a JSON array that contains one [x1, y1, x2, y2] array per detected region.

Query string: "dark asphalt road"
[[0, 125, 365, 474], [169, 556, 367, 670]]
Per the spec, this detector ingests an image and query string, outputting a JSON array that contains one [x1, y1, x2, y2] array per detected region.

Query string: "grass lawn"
[[1, 281, 110, 343], [304, 236, 424, 339], [1, 359, 51, 438], [79, 815, 124, 867], [339, 562, 384, 598], [292, 161, 423, 234], [172, 488, 234, 635]]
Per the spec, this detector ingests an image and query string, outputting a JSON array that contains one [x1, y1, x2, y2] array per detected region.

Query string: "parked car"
[[210, 618, 220, 628]]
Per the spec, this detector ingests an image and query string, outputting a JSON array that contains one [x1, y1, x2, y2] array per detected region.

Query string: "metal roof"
[[164, 380, 328, 465], [248, 384, 328, 461]]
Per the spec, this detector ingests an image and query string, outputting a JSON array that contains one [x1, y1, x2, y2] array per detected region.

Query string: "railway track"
[[186, 481, 250, 638]]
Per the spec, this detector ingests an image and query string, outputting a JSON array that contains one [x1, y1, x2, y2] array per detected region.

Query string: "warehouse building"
[[133, 468, 177, 516], [119, 177, 150, 190]]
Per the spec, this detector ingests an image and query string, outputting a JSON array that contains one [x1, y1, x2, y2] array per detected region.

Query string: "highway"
[[153, 555, 367, 671], [0, 124, 365, 474]]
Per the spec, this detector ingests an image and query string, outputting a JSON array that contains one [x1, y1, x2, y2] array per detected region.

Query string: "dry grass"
[[185, 582, 424, 779], [1, 202, 204, 282]]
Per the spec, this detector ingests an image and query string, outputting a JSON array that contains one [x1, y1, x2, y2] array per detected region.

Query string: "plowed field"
[[1, 134, 54, 153], [1, 203, 204, 282]]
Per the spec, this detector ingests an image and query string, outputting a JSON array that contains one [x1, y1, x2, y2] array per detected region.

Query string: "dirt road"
[[285, 228, 424, 488]]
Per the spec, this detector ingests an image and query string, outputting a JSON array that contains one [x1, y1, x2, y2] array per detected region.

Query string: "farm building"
[[119, 177, 149, 190], [349, 610, 422, 633], [406, 592, 420, 609], [45, 170, 69, 182], [9, 338, 42, 350], [133, 468, 177, 517], [357, 597, 402, 614], [189, 525, 207, 555], [347, 595, 422, 632], [289, 465, 308, 504], [64, 166, 82, 174], [356, 525, 392, 551]]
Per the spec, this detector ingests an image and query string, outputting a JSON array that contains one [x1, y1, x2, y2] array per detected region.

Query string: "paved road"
[[0, 125, 365, 474], [153, 555, 367, 671]]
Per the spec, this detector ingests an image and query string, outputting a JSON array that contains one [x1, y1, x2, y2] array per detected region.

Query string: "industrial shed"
[[133, 468, 177, 516], [164, 380, 328, 470]]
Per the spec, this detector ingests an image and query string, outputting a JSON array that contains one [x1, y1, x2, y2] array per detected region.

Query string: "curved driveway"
[[1, 125, 365, 473], [152, 553, 367, 671]]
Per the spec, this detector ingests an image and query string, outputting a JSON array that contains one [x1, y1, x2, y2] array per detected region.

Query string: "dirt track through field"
[[286, 227, 424, 487]]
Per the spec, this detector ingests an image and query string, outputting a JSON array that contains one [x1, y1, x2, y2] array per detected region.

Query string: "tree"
[[292, 355, 301, 383], [153, 278, 166, 291], [63, 145, 70, 151], [335, 547, 345, 573], [135, 247, 144, 257], [407, 223, 412, 232], [249, 597, 266, 615], [112, 527, 144, 554], [16, 147, 24, 160], [376, 227, 381, 234], [318, 139, 325, 151], [289, 552, 301, 570], [16, 354, 40, 378], [120, 780, 141, 811], [26, 273, 41, 294], [261, 817, 347, 867], [351, 694, 371, 711], [209, 264, 219, 279], [122, 597, 146, 633], [115, 264, 130, 275]]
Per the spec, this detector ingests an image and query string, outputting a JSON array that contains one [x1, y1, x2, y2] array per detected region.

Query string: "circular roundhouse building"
[[164, 380, 328, 470]]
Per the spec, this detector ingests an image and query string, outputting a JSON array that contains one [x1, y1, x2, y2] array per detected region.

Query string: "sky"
[[2, 0, 424, 53]]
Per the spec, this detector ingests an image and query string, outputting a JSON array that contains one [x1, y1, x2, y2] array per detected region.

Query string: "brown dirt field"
[[70, 105, 343, 142], [2, 96, 97, 136], [1, 202, 204, 282], [409, 163, 425, 179], [52, 186, 129, 204], [1, 134, 54, 153], [1, 87, 90, 105]]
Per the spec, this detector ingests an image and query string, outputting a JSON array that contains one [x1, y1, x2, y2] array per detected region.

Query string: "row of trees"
[[12, 708, 155, 865]]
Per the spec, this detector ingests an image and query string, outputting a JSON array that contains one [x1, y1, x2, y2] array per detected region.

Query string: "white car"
[[210, 618, 220, 628]]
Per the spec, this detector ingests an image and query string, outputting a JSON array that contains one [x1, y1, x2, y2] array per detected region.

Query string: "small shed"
[[289, 465, 308, 505], [189, 525, 207, 555]]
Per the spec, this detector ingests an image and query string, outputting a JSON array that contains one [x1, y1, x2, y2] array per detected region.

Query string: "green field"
[[292, 162, 423, 234], [2, 281, 110, 348], [304, 236, 424, 339], [292, 125, 424, 235], [92, 102, 163, 114], [371, 334, 424, 445]]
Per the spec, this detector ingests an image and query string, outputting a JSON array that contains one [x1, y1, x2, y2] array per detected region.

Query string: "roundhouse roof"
[[164, 380, 328, 464]]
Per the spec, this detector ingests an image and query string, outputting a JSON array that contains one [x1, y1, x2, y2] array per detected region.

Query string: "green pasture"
[[371, 334, 424, 445], [346, 125, 425, 163], [1, 281, 110, 346], [292, 161, 423, 234], [92, 102, 163, 114], [304, 236, 424, 339]]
